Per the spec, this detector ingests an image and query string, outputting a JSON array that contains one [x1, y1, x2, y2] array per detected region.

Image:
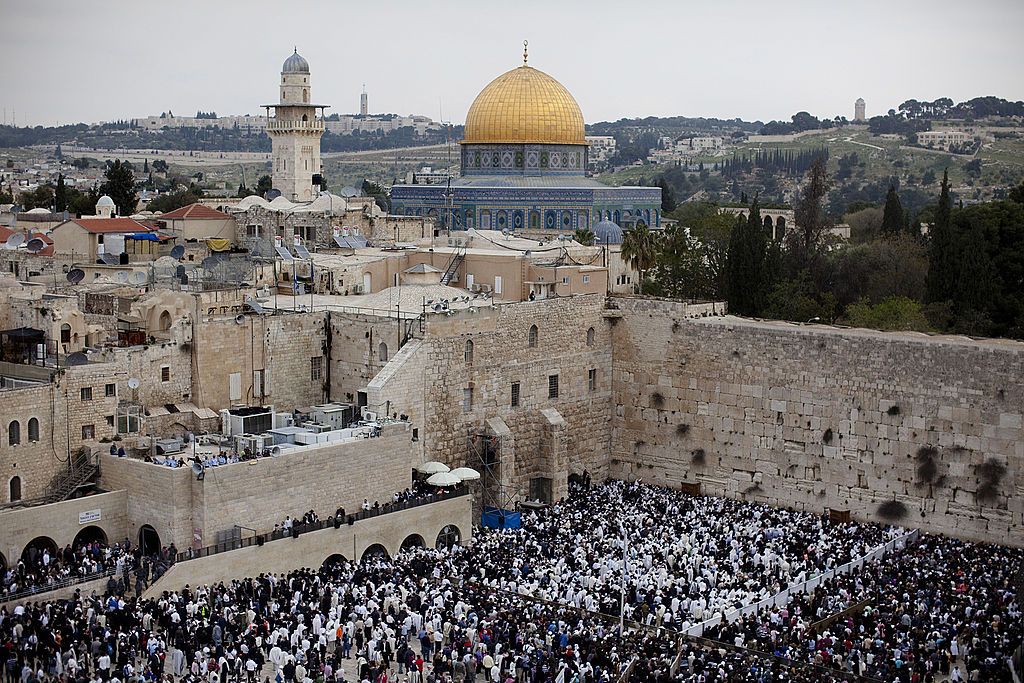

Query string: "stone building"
[[264, 50, 328, 202], [391, 49, 661, 234]]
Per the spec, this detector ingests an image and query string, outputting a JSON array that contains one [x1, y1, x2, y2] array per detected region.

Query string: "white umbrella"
[[450, 467, 481, 481], [426, 472, 461, 487], [416, 461, 450, 475]]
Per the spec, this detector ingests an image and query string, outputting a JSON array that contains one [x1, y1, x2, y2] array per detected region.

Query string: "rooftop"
[[157, 203, 232, 220]]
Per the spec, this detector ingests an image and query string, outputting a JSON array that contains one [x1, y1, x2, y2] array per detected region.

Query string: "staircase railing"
[[0, 448, 99, 510], [440, 249, 465, 286]]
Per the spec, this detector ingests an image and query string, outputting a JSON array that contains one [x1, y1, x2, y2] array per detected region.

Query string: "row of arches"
[[0, 524, 161, 571], [7, 418, 40, 447], [321, 525, 461, 566]]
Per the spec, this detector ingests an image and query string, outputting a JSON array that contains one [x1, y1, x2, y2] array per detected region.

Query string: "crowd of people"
[[1, 480, 1020, 683], [1, 539, 176, 601]]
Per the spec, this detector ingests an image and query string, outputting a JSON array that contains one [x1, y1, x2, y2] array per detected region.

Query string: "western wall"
[[608, 296, 1023, 545]]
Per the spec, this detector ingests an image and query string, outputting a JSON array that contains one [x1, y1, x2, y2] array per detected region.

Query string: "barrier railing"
[[1, 568, 115, 604], [176, 488, 470, 562]]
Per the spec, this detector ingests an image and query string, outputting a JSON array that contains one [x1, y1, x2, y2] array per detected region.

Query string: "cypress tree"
[[726, 198, 770, 316], [881, 184, 904, 235], [926, 170, 955, 302]]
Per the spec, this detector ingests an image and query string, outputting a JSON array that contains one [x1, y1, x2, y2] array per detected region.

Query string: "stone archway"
[[138, 524, 161, 556], [21, 535, 58, 562], [435, 524, 461, 550], [73, 525, 108, 549], [322, 553, 347, 567], [400, 534, 425, 552], [361, 543, 389, 561]]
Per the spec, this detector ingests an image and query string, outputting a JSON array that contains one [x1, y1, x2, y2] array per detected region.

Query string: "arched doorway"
[[0, 551, 6, 571], [138, 525, 161, 556], [21, 536, 58, 563], [361, 544, 389, 561], [8, 475, 22, 502], [400, 534, 425, 552], [73, 525, 108, 549], [436, 524, 461, 550], [322, 553, 347, 567], [158, 310, 172, 331]]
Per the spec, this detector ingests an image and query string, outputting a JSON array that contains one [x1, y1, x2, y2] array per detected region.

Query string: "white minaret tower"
[[360, 84, 368, 116], [264, 49, 328, 202]]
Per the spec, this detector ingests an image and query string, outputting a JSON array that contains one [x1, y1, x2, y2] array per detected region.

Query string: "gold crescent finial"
[[523, 40, 528, 65]]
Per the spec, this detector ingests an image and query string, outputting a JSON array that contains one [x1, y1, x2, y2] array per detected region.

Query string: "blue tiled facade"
[[391, 141, 661, 233]]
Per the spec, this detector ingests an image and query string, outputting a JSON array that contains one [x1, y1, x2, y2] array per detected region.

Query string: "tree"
[[235, 183, 254, 198], [1008, 181, 1024, 204], [926, 170, 955, 303], [573, 228, 595, 246], [657, 178, 676, 213], [726, 199, 772, 316], [99, 159, 138, 216], [845, 206, 884, 243], [843, 296, 933, 332], [880, 184, 905, 236], [143, 158, 149, 173], [152, 159, 168, 174], [54, 174, 69, 212], [788, 156, 832, 268], [19, 185, 55, 211], [147, 188, 199, 213], [0, 189, 12, 204], [620, 222, 659, 292], [255, 175, 273, 197], [649, 225, 706, 300]]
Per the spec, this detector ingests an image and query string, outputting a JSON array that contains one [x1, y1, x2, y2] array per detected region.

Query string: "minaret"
[[854, 98, 866, 122], [360, 84, 368, 116], [264, 49, 328, 202]]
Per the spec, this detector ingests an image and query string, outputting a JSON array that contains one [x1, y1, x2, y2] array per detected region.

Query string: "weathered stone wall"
[[368, 295, 613, 503], [100, 422, 416, 550], [0, 490, 128, 565], [143, 494, 472, 595], [328, 312, 412, 404], [192, 311, 328, 410], [1, 360, 124, 501], [609, 298, 1024, 545]]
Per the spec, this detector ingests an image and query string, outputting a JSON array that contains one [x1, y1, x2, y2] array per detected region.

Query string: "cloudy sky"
[[4, 0, 1022, 127]]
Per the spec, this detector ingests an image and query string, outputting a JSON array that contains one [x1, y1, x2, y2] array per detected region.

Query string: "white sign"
[[79, 509, 101, 524]]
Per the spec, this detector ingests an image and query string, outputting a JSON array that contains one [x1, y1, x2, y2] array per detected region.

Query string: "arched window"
[[464, 340, 474, 364], [158, 310, 172, 331], [27, 418, 39, 442], [378, 342, 389, 362], [61, 324, 71, 344], [586, 327, 595, 346], [9, 476, 21, 502], [528, 325, 538, 348], [8, 421, 20, 446]]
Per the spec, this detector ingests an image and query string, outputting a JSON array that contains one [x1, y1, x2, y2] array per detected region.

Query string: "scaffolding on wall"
[[468, 430, 519, 528]]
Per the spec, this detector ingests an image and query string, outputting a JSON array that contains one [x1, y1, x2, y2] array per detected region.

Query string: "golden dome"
[[463, 65, 586, 145]]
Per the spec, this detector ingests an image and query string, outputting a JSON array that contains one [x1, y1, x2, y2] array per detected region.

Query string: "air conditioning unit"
[[155, 438, 184, 456], [352, 284, 364, 294], [469, 283, 481, 293], [234, 433, 273, 455], [480, 284, 492, 293], [447, 236, 468, 248], [360, 407, 378, 422]]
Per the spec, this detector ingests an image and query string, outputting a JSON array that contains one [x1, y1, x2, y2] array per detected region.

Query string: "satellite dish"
[[5, 233, 24, 249], [130, 271, 147, 285], [25, 238, 46, 254], [66, 268, 85, 284], [169, 245, 185, 260], [127, 377, 141, 389], [117, 271, 129, 283], [65, 351, 89, 366]]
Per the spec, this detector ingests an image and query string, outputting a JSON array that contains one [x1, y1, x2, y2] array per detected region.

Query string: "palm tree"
[[573, 227, 595, 246], [620, 222, 659, 293]]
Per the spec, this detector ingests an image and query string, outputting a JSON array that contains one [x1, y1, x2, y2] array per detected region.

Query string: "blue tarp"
[[126, 233, 159, 241], [481, 507, 520, 529]]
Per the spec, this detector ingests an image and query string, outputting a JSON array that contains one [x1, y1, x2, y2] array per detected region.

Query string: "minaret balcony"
[[267, 119, 325, 133]]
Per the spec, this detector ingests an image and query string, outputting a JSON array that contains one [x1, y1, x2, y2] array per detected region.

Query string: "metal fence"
[[177, 488, 469, 563], [0, 568, 115, 604]]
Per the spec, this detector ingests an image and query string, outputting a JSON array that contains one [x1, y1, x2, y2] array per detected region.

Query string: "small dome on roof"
[[96, 195, 115, 207], [26, 207, 50, 214], [282, 49, 310, 74], [593, 219, 624, 244]]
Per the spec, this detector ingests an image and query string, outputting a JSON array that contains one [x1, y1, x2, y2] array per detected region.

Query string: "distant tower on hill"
[[263, 48, 328, 202], [854, 97, 866, 122], [360, 84, 368, 116]]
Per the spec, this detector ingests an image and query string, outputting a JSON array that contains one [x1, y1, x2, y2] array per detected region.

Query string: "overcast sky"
[[3, 0, 1022, 128]]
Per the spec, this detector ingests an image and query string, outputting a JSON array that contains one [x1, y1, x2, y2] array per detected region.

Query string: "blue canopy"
[[126, 233, 159, 241]]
